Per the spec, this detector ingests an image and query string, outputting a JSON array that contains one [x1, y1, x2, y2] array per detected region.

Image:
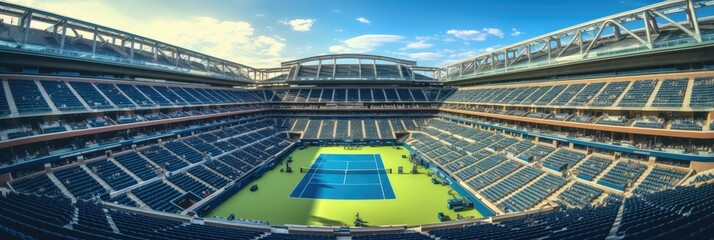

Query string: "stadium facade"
[[0, 0, 713, 239]]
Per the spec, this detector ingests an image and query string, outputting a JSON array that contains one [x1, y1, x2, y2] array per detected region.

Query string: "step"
[[108, 157, 143, 183], [570, 154, 594, 171], [47, 172, 76, 200], [375, 120, 383, 139], [112, 83, 140, 108], [645, 79, 665, 107], [591, 191, 610, 205], [683, 77, 695, 108], [496, 172, 547, 204], [627, 165, 654, 193], [611, 81, 634, 107], [103, 208, 121, 233], [202, 165, 233, 183], [34, 80, 59, 113], [315, 120, 323, 139], [2, 80, 19, 115], [461, 154, 509, 182], [185, 171, 219, 191], [526, 177, 572, 211], [359, 120, 366, 138], [91, 83, 118, 108], [80, 164, 114, 192], [549, 179, 576, 203], [461, 181, 505, 215], [591, 160, 619, 183], [332, 120, 337, 138], [136, 151, 163, 170], [126, 192, 150, 209], [163, 179, 187, 194], [585, 82, 611, 106], [472, 161, 524, 190]]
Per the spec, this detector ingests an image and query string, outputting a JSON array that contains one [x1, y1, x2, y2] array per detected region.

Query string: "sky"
[[1, 0, 663, 68]]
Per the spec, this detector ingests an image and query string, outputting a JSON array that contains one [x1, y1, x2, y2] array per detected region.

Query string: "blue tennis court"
[[289, 154, 396, 200]]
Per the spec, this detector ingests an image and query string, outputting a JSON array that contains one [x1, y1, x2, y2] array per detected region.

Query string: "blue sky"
[[4, 0, 662, 67]]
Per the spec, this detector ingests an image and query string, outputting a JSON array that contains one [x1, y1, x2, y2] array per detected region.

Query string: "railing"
[[440, 33, 714, 82], [0, 40, 250, 82]]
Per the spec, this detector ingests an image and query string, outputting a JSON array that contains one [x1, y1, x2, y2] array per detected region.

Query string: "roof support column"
[[397, 63, 404, 79], [373, 59, 377, 79], [129, 37, 134, 61], [59, 20, 67, 54], [153, 43, 158, 61], [91, 26, 98, 57], [316, 60, 322, 79], [546, 39, 551, 60], [686, 0, 702, 42], [20, 11, 32, 45], [358, 59, 362, 79], [503, 49, 509, 69]]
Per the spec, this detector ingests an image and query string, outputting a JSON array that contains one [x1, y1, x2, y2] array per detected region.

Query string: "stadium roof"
[[0, 0, 713, 84], [436, 0, 714, 82]]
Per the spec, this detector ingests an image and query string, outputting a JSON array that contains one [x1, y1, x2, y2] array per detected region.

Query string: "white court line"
[[343, 161, 349, 184], [313, 183, 383, 186], [297, 155, 325, 198], [373, 154, 386, 199]]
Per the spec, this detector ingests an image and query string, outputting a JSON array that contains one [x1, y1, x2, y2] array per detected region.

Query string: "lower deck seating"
[[557, 182, 603, 208], [113, 152, 157, 181], [168, 172, 213, 198], [353, 232, 432, 240], [10, 174, 62, 197], [131, 180, 182, 213], [574, 156, 611, 181], [541, 149, 585, 172], [108, 194, 137, 207], [86, 159, 137, 190], [467, 160, 522, 191], [617, 183, 714, 239], [74, 200, 113, 235], [518, 144, 554, 162], [633, 167, 687, 195], [0, 82, 10, 116], [54, 166, 107, 199], [598, 162, 647, 191], [141, 146, 189, 171], [9, 80, 52, 113], [429, 200, 620, 240], [481, 167, 541, 202], [500, 174, 566, 212], [187, 166, 229, 189]]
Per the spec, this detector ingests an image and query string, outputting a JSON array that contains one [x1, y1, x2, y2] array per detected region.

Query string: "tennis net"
[[300, 167, 392, 174]]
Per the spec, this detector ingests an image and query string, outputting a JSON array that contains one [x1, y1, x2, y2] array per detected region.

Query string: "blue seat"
[[8, 80, 52, 113]]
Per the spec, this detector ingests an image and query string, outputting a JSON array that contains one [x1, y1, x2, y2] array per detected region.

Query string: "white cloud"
[[281, 18, 315, 32], [12, 0, 287, 67], [408, 52, 443, 61], [405, 40, 433, 50], [356, 17, 371, 24], [255, 13, 266, 17], [3, 0, 35, 6], [329, 34, 403, 53], [483, 28, 504, 38], [334, 29, 344, 32], [331, 9, 341, 13], [446, 28, 504, 41], [511, 28, 524, 36]]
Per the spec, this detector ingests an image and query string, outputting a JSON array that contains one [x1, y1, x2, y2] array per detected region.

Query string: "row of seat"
[[445, 77, 713, 109], [597, 162, 648, 191], [3, 79, 265, 115]]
